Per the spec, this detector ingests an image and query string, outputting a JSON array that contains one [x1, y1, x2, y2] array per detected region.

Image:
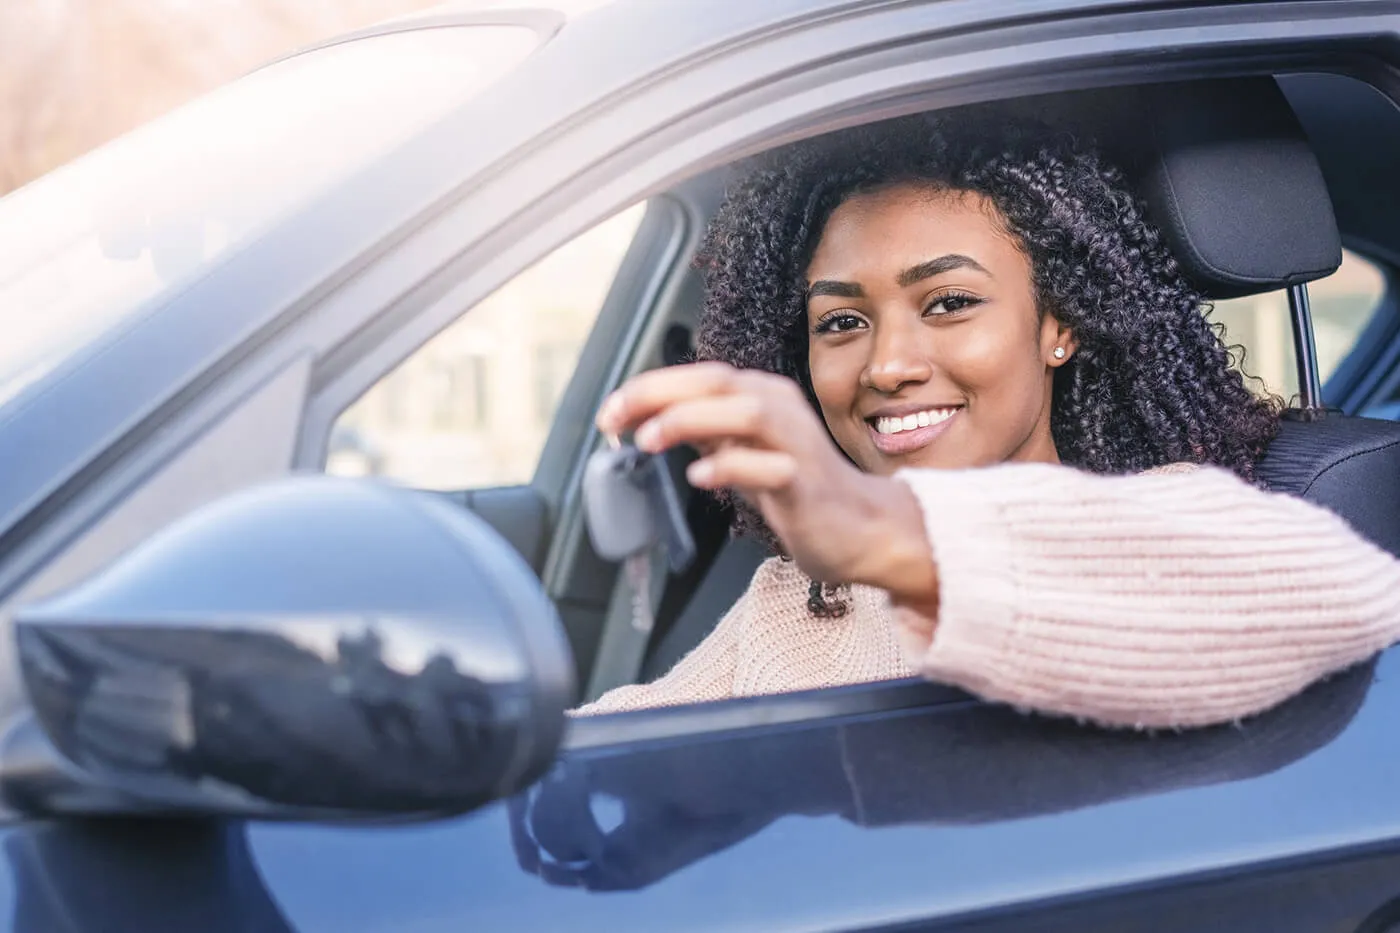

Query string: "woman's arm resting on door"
[[889, 463, 1400, 729]]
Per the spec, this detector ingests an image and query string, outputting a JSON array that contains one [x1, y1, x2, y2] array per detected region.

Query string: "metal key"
[[583, 437, 696, 632]]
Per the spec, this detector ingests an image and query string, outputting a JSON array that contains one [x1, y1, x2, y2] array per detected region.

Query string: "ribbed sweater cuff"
[[888, 468, 1026, 704]]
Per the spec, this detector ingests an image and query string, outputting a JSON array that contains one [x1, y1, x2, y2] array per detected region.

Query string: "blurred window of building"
[[1212, 248, 1387, 403], [331, 203, 647, 490], [429, 355, 491, 431], [534, 342, 580, 425]]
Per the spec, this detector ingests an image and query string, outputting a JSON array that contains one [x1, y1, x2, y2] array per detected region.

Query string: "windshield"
[[0, 25, 539, 407]]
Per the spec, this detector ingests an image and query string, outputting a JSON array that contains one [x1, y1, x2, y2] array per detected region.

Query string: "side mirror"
[[4, 476, 575, 820]]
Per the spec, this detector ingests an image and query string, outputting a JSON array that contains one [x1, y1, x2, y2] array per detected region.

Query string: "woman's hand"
[[596, 362, 939, 608]]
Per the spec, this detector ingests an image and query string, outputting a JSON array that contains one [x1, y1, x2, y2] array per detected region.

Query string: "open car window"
[[327, 204, 646, 490], [572, 74, 1400, 728]]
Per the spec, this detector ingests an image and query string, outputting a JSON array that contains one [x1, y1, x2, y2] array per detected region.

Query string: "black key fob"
[[582, 445, 696, 573], [637, 451, 697, 573]]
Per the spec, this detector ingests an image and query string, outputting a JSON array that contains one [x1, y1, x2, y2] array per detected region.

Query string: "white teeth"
[[874, 408, 959, 436]]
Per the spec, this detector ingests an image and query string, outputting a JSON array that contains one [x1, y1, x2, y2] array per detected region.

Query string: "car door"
[[0, 663, 1395, 932], [230, 656, 1400, 933]]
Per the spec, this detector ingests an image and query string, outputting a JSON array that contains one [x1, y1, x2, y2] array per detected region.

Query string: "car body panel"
[[241, 656, 1397, 932]]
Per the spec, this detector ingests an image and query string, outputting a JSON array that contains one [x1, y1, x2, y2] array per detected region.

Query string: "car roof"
[[272, 0, 623, 64]]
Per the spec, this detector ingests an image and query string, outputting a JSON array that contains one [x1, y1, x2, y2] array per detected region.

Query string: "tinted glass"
[[0, 25, 539, 408]]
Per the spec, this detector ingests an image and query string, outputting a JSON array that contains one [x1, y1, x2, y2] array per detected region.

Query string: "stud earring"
[[1052, 346, 1066, 360]]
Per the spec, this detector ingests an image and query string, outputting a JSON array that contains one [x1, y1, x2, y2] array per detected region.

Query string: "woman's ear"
[[1042, 315, 1078, 368]]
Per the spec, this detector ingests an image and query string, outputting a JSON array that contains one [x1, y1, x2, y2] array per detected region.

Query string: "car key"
[[584, 437, 697, 570], [583, 436, 697, 633]]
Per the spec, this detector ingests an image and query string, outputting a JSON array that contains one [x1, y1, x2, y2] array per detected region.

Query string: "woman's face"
[[804, 183, 1074, 476]]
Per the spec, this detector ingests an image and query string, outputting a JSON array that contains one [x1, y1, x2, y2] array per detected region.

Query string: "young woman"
[[579, 113, 1400, 727]]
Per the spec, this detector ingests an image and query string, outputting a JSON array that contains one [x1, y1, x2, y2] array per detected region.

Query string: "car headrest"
[[1128, 77, 1342, 299]]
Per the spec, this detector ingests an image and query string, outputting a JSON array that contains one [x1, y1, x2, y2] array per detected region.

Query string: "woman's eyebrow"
[[897, 254, 990, 286], [806, 254, 989, 301], [807, 280, 864, 300]]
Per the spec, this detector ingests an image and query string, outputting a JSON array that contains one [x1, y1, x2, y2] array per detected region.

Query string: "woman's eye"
[[925, 293, 981, 316], [814, 313, 864, 334]]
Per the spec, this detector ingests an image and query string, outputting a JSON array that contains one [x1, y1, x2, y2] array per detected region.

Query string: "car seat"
[[1126, 77, 1400, 558]]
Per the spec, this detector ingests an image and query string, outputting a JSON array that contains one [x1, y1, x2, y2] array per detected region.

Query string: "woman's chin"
[[876, 450, 959, 473]]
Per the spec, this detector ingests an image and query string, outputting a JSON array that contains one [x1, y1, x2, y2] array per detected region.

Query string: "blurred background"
[[1, 0, 1383, 491], [0, 1, 452, 196]]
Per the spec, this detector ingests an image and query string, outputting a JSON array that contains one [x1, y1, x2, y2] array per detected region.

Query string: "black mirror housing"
[[7, 476, 575, 820]]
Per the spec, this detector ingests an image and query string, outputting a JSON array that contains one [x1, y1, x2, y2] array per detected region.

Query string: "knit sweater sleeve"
[[891, 462, 1400, 729], [572, 561, 774, 716]]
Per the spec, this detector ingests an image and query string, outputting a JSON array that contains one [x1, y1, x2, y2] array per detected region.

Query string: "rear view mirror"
[[4, 476, 575, 821]]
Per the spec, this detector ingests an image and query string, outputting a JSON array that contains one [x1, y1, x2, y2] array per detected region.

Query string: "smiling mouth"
[[866, 406, 963, 455]]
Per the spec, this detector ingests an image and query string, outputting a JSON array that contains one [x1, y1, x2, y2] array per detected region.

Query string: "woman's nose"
[[861, 324, 933, 393]]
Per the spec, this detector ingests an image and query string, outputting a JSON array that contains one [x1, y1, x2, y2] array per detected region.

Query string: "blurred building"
[[329, 205, 646, 489]]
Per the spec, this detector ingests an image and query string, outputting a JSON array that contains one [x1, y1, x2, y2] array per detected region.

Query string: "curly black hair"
[[692, 111, 1280, 581]]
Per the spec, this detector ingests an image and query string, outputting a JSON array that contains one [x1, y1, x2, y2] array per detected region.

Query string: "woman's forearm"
[[890, 463, 1400, 728]]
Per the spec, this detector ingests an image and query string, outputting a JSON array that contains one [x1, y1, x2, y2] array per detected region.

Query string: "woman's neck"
[[1004, 423, 1061, 466]]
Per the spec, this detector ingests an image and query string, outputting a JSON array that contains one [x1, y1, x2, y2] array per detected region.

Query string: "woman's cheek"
[[939, 317, 1015, 387], [808, 348, 868, 462], [941, 318, 1044, 453]]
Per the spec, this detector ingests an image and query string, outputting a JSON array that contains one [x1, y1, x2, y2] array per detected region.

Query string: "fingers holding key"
[[633, 395, 771, 454], [595, 360, 851, 524], [685, 448, 798, 492], [596, 362, 741, 439], [598, 363, 812, 455], [592, 366, 937, 604]]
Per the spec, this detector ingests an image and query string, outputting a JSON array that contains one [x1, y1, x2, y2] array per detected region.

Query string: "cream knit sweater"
[[579, 462, 1400, 727]]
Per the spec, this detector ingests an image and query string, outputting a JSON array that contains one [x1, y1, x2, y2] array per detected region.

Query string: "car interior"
[[324, 65, 1400, 709], [559, 69, 1400, 704]]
